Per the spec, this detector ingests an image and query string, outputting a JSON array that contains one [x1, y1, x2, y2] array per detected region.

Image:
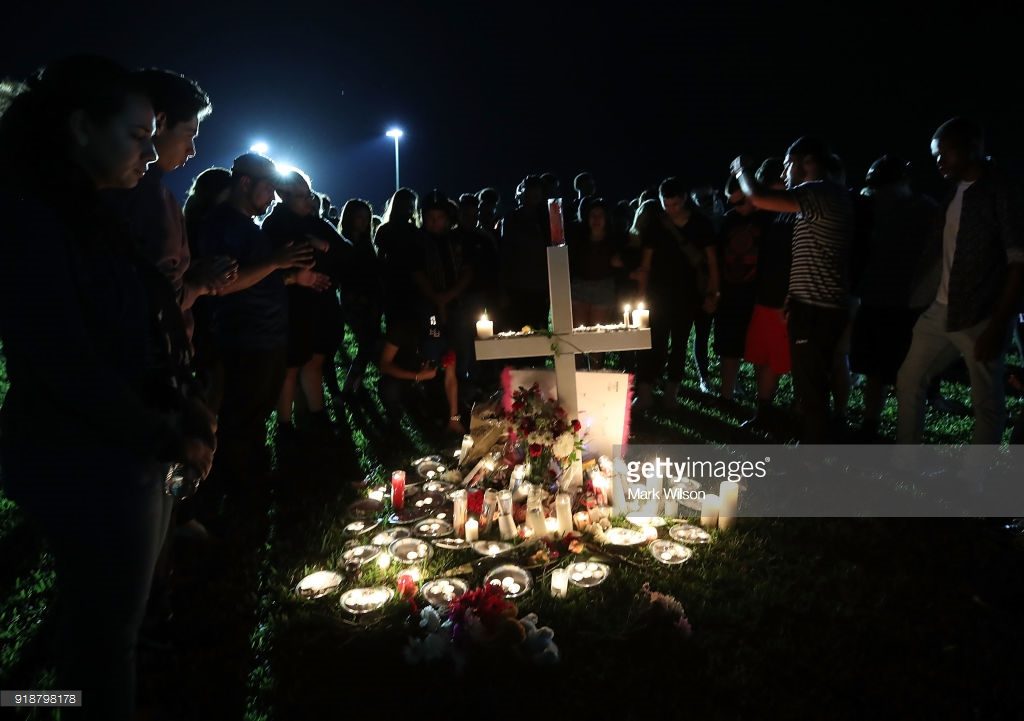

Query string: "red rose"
[[529, 443, 542, 458], [467, 489, 485, 515], [572, 419, 582, 432]]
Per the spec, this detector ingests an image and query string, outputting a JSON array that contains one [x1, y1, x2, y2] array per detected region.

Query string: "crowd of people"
[[0, 56, 1022, 719]]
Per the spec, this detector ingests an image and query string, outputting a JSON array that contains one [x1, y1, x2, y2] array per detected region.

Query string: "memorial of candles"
[[476, 312, 493, 339], [701, 494, 721, 529], [718, 480, 740, 530], [421, 578, 468, 607], [485, 564, 532, 598], [451, 489, 467, 535], [566, 561, 610, 587], [473, 540, 512, 557], [460, 434, 474, 464], [670, 523, 713, 544], [296, 571, 342, 599], [391, 470, 406, 510], [390, 538, 433, 564], [550, 568, 569, 598], [480, 489, 498, 529], [342, 545, 380, 566], [340, 587, 393, 615], [650, 539, 693, 565], [527, 506, 548, 539], [631, 302, 650, 329], [591, 470, 610, 507], [555, 493, 573, 535], [464, 518, 479, 542]]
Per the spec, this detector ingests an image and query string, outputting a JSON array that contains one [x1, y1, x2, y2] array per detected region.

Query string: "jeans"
[[896, 301, 1008, 443], [787, 299, 849, 443], [640, 296, 698, 384], [1, 446, 173, 721], [207, 346, 287, 492]]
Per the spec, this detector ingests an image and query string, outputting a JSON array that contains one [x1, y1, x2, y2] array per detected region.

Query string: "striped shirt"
[[788, 180, 854, 308]]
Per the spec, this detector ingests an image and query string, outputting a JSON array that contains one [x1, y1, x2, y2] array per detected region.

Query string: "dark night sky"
[[2, 1, 1016, 210]]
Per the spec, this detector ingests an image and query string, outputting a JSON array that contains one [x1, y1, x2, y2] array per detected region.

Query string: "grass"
[[0, 334, 1022, 720]]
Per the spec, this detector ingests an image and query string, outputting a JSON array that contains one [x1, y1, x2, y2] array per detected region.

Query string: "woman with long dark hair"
[[336, 198, 383, 401], [0, 56, 216, 720]]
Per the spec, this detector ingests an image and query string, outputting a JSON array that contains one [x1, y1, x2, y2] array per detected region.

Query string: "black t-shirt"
[[384, 318, 448, 374], [643, 211, 715, 301], [755, 213, 795, 308]]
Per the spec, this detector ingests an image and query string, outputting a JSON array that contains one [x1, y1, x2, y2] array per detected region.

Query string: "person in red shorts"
[[742, 158, 794, 431]]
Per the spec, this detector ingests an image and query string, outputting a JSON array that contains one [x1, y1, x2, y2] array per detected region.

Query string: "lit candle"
[[498, 513, 518, 540], [643, 525, 659, 542], [480, 489, 498, 530], [376, 552, 392, 570], [545, 517, 560, 537], [451, 489, 467, 535], [476, 312, 494, 339], [700, 493, 720, 529], [465, 518, 479, 542], [555, 494, 573, 536], [574, 511, 591, 530], [550, 568, 569, 598], [591, 470, 610, 506], [623, 304, 632, 327], [527, 506, 548, 539], [391, 470, 406, 510], [548, 198, 565, 245], [631, 302, 650, 329], [718, 481, 739, 530], [497, 490, 514, 516], [459, 434, 474, 465], [368, 487, 385, 502]]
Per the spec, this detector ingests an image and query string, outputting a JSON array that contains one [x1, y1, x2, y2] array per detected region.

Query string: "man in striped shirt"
[[732, 137, 854, 443]]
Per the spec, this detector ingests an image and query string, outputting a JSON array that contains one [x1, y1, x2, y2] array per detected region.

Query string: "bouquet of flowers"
[[404, 584, 559, 671], [507, 383, 583, 488], [626, 582, 693, 642]]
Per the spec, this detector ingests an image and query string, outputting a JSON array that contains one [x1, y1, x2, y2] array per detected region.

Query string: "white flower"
[[552, 432, 575, 459]]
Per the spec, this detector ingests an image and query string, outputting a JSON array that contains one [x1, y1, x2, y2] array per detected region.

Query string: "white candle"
[[719, 481, 739, 530], [527, 506, 548, 539], [465, 518, 479, 542], [623, 304, 632, 327], [701, 494, 720, 529], [545, 517, 560, 537], [368, 487, 385, 502], [664, 499, 679, 518], [555, 494, 573, 536], [550, 568, 569, 598], [451, 489, 467, 535], [591, 470, 610, 506], [631, 302, 650, 329], [642, 525, 659, 542], [497, 490, 514, 516], [476, 312, 494, 339], [498, 514, 518, 540], [376, 552, 392, 570], [459, 434, 474, 465]]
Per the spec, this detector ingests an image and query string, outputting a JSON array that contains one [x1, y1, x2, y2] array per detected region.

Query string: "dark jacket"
[[944, 163, 1024, 331], [0, 189, 187, 465]]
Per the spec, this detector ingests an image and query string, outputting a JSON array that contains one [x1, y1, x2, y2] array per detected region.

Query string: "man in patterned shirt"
[[896, 118, 1024, 444], [731, 138, 854, 443]]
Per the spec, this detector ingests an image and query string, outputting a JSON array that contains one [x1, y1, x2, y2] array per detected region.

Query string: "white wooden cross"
[[474, 241, 652, 486]]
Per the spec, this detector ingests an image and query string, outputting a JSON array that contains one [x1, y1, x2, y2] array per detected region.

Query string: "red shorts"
[[744, 304, 791, 375]]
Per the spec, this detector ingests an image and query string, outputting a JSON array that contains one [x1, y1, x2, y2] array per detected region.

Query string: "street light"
[[385, 128, 403, 191]]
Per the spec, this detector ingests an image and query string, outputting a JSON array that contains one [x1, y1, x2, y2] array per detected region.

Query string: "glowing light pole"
[[385, 128, 403, 191]]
